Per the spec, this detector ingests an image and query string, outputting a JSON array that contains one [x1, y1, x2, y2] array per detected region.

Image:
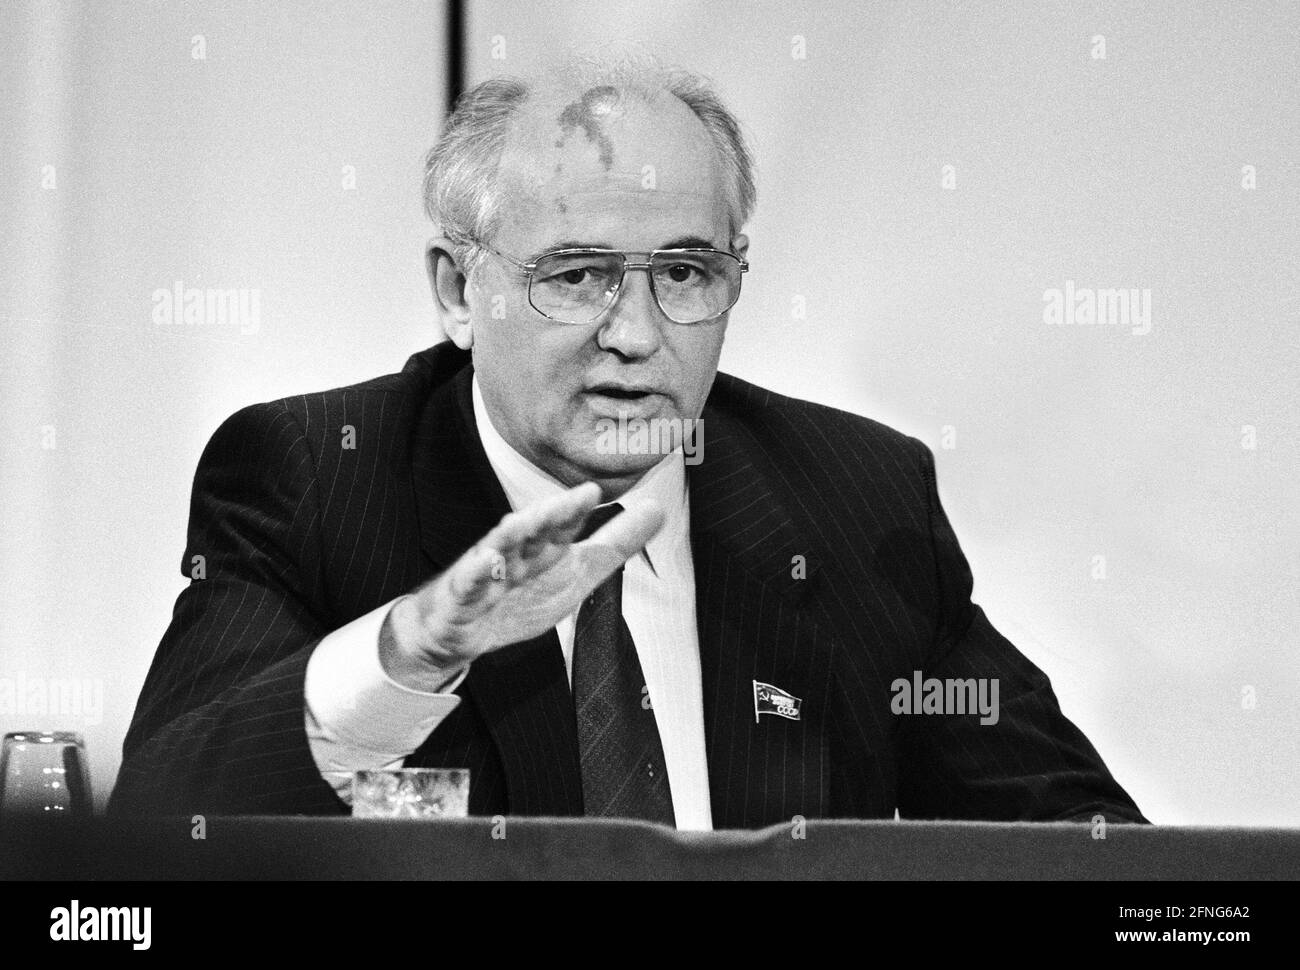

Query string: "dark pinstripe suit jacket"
[[111, 342, 1146, 825]]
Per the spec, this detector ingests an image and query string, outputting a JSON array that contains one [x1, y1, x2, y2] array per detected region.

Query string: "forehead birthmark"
[[554, 85, 618, 170]]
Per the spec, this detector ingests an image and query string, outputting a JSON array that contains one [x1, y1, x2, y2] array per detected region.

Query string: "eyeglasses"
[[455, 237, 748, 325]]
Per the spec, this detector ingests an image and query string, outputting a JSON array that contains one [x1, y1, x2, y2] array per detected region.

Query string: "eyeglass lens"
[[528, 251, 742, 324]]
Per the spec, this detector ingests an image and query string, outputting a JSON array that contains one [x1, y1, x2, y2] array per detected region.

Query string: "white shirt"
[[303, 376, 713, 829]]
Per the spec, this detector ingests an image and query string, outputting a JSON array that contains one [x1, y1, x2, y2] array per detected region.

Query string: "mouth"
[[584, 384, 660, 401], [581, 384, 671, 421]]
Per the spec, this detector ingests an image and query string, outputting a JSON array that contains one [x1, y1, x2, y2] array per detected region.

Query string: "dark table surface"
[[3, 817, 1298, 880]]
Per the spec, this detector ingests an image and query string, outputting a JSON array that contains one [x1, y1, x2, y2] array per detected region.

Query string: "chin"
[[569, 444, 664, 483]]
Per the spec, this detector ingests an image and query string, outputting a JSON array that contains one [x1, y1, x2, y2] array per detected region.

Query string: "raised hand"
[[378, 482, 665, 690]]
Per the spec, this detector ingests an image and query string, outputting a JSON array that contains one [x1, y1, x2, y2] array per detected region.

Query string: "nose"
[[596, 265, 665, 360]]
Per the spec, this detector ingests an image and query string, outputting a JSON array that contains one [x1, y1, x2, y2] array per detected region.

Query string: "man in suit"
[[111, 58, 1146, 827]]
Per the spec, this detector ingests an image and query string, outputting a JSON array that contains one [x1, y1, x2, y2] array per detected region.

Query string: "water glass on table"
[[0, 731, 93, 817], [351, 768, 470, 818]]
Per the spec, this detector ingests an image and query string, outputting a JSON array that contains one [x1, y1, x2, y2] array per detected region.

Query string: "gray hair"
[[423, 55, 756, 278]]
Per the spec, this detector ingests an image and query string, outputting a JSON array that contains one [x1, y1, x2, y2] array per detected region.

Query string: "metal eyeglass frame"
[[451, 235, 749, 325]]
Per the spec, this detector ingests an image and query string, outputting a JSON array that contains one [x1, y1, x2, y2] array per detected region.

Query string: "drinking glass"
[[351, 768, 469, 818], [0, 731, 93, 817]]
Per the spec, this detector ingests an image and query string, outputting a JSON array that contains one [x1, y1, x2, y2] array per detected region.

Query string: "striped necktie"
[[571, 503, 676, 825]]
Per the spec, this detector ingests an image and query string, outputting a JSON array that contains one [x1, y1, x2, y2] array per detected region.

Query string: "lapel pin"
[[753, 680, 802, 723]]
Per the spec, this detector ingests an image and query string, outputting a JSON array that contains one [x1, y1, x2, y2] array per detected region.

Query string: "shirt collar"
[[471, 374, 687, 574]]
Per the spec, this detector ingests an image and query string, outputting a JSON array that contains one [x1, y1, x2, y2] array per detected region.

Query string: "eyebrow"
[[660, 235, 721, 250], [528, 235, 723, 259]]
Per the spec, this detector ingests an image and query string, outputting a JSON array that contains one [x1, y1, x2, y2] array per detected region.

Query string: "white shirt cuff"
[[304, 597, 468, 800]]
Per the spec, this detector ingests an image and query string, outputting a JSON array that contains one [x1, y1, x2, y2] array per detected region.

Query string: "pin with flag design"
[[753, 680, 802, 723]]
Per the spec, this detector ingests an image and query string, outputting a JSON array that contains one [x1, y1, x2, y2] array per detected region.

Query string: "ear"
[[731, 232, 750, 261], [426, 237, 474, 349]]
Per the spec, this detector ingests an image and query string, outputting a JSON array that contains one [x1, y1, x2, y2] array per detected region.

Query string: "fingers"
[[445, 541, 505, 605], [532, 481, 604, 546], [555, 503, 667, 618], [483, 481, 601, 555], [455, 483, 665, 604], [577, 501, 667, 571]]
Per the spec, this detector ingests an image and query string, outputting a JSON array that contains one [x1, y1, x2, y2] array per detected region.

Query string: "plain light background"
[[2, 0, 1296, 823]]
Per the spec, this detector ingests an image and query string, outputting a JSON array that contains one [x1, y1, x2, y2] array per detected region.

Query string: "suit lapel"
[[689, 404, 837, 828], [410, 349, 583, 816]]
